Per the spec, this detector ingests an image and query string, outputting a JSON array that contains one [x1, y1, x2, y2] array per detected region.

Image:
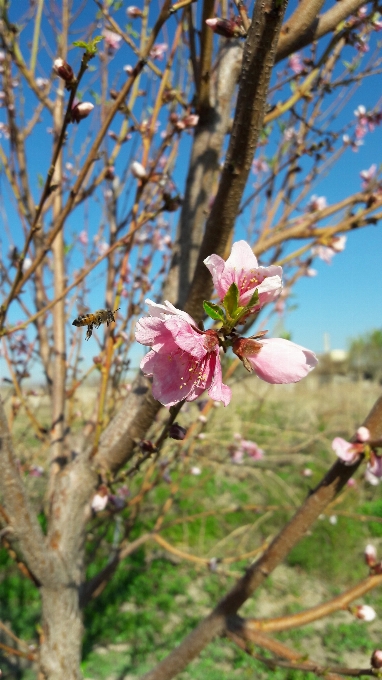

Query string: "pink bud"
[[92, 486, 109, 512], [123, 64, 134, 75], [190, 466, 201, 475], [131, 160, 147, 180], [371, 650, 382, 669], [71, 101, 94, 123], [354, 604, 376, 621], [127, 5, 142, 18], [53, 58, 74, 82], [183, 114, 199, 128], [365, 544, 377, 567], [205, 17, 242, 39], [169, 423, 187, 440], [356, 426, 370, 442]]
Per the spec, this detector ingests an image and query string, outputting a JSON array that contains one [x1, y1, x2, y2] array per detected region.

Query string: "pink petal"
[[332, 437, 361, 465], [247, 338, 317, 384]]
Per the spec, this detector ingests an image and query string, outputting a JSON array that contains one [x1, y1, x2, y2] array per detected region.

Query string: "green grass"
[[2, 378, 382, 678]]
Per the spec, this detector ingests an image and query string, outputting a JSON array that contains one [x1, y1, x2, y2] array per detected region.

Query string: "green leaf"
[[73, 40, 89, 49], [203, 301, 225, 322], [246, 288, 259, 309], [223, 283, 239, 318], [73, 35, 103, 56]]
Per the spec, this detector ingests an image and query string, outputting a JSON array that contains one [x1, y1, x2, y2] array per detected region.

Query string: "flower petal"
[[247, 338, 317, 384]]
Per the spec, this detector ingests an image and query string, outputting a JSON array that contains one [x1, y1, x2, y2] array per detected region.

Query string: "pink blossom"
[[204, 240, 282, 312], [240, 439, 264, 460], [307, 195, 327, 212], [331, 235, 347, 252], [368, 453, 382, 479], [288, 52, 304, 75], [30, 465, 44, 477], [283, 126, 298, 142], [97, 241, 109, 256], [365, 468, 380, 485], [149, 43, 168, 61], [103, 29, 122, 53], [182, 114, 199, 128], [332, 437, 362, 465], [124, 64, 134, 75], [360, 164, 377, 189], [347, 478, 356, 487], [230, 448, 244, 464], [252, 157, 269, 174], [78, 230, 88, 246], [355, 36, 369, 53], [234, 337, 317, 384], [311, 245, 335, 264], [135, 300, 231, 407]]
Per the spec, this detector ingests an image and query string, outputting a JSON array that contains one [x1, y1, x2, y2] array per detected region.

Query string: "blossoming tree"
[[0, 1, 382, 678]]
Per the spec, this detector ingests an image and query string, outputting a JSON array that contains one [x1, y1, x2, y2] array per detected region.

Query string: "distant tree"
[[348, 329, 382, 381]]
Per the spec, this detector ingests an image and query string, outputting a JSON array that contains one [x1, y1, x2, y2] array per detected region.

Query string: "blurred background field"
[[1, 373, 382, 679]]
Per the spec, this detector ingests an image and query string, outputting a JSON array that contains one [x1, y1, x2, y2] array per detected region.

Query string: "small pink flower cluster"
[[229, 434, 264, 464], [360, 163, 378, 189], [332, 426, 382, 485], [135, 241, 318, 407], [288, 52, 304, 75], [354, 104, 382, 140]]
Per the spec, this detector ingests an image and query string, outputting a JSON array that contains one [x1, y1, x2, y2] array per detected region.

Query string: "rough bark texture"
[[165, 42, 243, 306], [38, 586, 83, 680], [184, 0, 287, 323]]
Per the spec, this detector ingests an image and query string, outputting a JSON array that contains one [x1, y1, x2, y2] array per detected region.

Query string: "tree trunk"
[[38, 585, 83, 679]]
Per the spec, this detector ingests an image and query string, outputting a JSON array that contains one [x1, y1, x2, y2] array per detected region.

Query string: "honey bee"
[[72, 308, 120, 340]]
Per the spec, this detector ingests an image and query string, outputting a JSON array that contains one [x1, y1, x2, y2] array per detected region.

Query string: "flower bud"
[[205, 17, 243, 38], [71, 101, 94, 124], [131, 160, 147, 180], [92, 485, 109, 513], [54, 58, 74, 82], [353, 604, 377, 621], [138, 439, 157, 453], [104, 166, 115, 180], [371, 650, 382, 669], [365, 544, 378, 567], [169, 423, 187, 440], [183, 114, 199, 128], [127, 5, 143, 18], [356, 426, 370, 442]]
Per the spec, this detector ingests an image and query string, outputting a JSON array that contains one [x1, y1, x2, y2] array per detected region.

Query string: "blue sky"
[[1, 1, 382, 386]]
